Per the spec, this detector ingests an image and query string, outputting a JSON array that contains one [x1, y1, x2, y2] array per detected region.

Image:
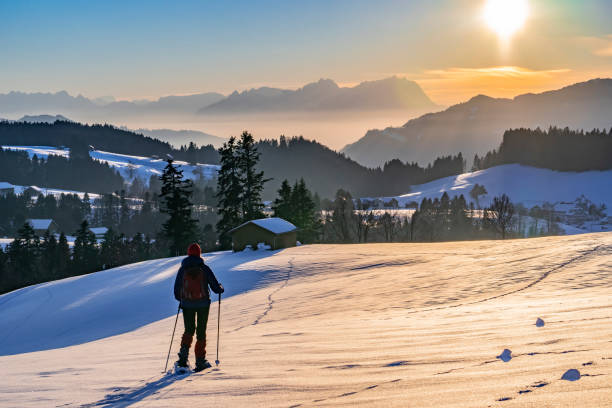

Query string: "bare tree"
[[469, 184, 488, 209], [378, 211, 399, 242], [487, 194, 515, 239]]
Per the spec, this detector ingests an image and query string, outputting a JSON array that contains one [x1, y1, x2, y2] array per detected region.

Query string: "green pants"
[[181, 306, 210, 358]]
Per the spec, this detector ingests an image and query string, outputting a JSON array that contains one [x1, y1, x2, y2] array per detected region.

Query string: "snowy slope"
[[1, 145, 220, 185], [90, 150, 219, 184], [1, 234, 611, 407], [1, 145, 70, 159], [0, 181, 101, 200], [0, 249, 277, 356], [367, 164, 612, 212]]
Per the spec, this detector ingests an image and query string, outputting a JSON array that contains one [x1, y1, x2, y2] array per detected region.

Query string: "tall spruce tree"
[[216, 137, 243, 249], [271, 180, 293, 220], [159, 158, 198, 256], [73, 220, 99, 274], [237, 131, 267, 221]]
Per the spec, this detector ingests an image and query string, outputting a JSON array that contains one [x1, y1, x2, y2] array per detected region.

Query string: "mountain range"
[[0, 77, 435, 120], [342, 78, 612, 167], [198, 77, 436, 114], [0, 91, 225, 118]]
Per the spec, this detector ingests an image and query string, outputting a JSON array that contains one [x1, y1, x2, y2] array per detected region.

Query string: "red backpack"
[[181, 266, 208, 301]]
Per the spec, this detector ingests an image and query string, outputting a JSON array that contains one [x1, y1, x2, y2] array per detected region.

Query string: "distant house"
[[26, 219, 59, 236], [229, 217, 297, 251], [90, 227, 109, 239], [0, 182, 15, 196]]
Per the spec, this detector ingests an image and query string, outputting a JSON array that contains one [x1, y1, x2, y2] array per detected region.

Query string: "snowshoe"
[[173, 361, 192, 375], [194, 358, 212, 373]]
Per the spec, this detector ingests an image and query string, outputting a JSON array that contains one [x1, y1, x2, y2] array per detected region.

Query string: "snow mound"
[[561, 369, 581, 381], [497, 348, 512, 362]]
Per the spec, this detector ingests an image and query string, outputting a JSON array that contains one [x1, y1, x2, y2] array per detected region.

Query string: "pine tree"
[[119, 190, 130, 233], [100, 228, 121, 269], [237, 131, 267, 221], [57, 232, 70, 277], [159, 158, 198, 256], [81, 193, 92, 221], [40, 230, 58, 279], [216, 137, 243, 249], [290, 179, 319, 243], [271, 180, 293, 220], [8, 222, 40, 284], [73, 220, 99, 274]]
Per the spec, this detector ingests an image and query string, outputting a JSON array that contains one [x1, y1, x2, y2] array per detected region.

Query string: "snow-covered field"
[[1, 233, 611, 407], [367, 164, 612, 211], [0, 181, 102, 200], [1, 145, 219, 185]]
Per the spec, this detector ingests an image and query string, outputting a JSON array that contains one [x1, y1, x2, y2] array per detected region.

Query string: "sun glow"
[[483, 0, 529, 40]]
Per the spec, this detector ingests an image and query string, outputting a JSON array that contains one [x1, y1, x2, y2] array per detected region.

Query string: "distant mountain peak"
[[342, 77, 612, 168], [199, 77, 436, 114]]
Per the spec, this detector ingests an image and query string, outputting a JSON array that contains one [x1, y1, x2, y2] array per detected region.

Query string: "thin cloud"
[[390, 66, 578, 105], [574, 34, 612, 57]]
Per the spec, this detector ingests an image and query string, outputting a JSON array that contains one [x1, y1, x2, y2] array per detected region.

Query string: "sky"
[[1, 0, 612, 106]]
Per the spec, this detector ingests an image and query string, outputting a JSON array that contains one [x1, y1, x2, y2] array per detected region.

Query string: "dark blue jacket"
[[174, 256, 224, 308]]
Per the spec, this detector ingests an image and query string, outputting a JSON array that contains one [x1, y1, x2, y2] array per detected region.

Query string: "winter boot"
[[176, 345, 190, 368], [194, 357, 211, 372]]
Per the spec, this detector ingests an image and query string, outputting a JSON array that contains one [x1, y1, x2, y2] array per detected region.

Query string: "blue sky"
[[2, 0, 612, 104]]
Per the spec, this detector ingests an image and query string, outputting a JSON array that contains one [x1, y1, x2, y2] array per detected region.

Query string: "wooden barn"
[[229, 217, 297, 251]]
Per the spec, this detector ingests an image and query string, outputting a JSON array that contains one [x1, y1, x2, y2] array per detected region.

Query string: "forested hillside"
[[474, 127, 612, 171], [256, 136, 465, 198], [0, 148, 124, 193], [0, 121, 220, 164], [0, 121, 466, 199]]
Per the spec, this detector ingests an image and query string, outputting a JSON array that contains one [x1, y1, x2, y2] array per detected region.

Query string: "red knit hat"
[[187, 243, 201, 257]]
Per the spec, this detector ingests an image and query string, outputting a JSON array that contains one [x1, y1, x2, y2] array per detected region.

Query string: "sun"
[[483, 0, 529, 40]]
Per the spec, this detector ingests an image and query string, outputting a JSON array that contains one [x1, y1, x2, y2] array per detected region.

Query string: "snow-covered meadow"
[[1, 145, 219, 185], [1, 233, 611, 407], [365, 164, 612, 211]]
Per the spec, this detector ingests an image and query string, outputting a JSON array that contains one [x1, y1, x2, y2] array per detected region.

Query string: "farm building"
[[26, 219, 59, 236], [229, 217, 297, 251]]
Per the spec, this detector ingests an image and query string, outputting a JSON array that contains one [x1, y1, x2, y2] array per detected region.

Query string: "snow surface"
[[90, 150, 219, 185], [1, 145, 70, 159], [0, 249, 275, 356], [233, 217, 297, 235], [1, 145, 220, 185], [1, 233, 611, 407], [5, 182, 101, 200], [366, 164, 612, 213]]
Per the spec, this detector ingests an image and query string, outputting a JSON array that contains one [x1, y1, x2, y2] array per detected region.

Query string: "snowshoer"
[[174, 243, 224, 372]]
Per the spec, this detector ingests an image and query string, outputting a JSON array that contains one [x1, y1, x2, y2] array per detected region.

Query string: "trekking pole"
[[163, 303, 181, 373], [215, 293, 221, 366]]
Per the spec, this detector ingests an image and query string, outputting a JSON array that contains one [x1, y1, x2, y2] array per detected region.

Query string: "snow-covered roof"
[[27, 219, 55, 230], [230, 217, 297, 235], [90, 227, 108, 235]]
